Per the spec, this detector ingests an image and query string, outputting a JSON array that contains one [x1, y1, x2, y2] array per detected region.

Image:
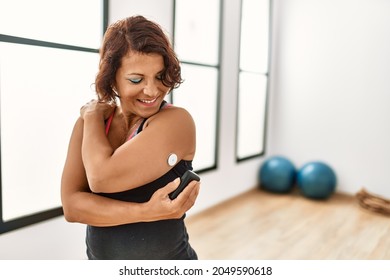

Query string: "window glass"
[[236, 0, 270, 161], [172, 64, 218, 171], [174, 0, 220, 66], [0, 42, 98, 221], [109, 0, 173, 40], [237, 72, 267, 159], [0, 0, 102, 48], [239, 0, 269, 73], [173, 0, 221, 171]]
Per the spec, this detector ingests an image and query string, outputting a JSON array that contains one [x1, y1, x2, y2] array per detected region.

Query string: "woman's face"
[[114, 51, 170, 118]]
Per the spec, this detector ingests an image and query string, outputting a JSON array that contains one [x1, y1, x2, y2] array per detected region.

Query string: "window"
[[0, 0, 106, 233], [236, 0, 271, 161], [173, 0, 221, 172]]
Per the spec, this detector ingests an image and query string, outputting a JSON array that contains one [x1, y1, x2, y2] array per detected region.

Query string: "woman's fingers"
[[80, 99, 116, 120]]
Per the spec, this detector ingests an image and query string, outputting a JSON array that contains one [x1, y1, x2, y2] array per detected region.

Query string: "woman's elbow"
[[84, 167, 112, 193], [61, 195, 86, 223], [86, 175, 107, 193], [62, 204, 79, 223]]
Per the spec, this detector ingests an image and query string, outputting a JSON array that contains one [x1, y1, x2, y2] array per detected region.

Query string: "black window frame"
[[0, 0, 109, 234], [235, 0, 273, 162], [172, 0, 223, 174]]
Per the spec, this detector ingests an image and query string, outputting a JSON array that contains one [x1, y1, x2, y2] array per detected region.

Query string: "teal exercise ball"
[[297, 161, 337, 199], [259, 156, 296, 193]]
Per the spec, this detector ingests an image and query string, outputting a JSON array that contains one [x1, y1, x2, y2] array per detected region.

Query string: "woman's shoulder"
[[163, 104, 192, 116], [145, 104, 195, 131], [153, 104, 194, 122]]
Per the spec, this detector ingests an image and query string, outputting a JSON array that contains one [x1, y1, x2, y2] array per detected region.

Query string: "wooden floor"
[[185, 188, 390, 259]]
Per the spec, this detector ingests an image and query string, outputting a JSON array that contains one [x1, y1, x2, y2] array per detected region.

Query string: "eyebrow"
[[126, 73, 143, 76], [126, 69, 164, 76]]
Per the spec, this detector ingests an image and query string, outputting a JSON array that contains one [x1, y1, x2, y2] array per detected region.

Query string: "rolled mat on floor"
[[356, 188, 390, 217]]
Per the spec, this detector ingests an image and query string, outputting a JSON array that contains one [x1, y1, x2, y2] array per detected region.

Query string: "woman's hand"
[[144, 178, 201, 221], [80, 99, 116, 120]]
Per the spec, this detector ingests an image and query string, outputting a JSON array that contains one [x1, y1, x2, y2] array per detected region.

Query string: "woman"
[[61, 15, 200, 260]]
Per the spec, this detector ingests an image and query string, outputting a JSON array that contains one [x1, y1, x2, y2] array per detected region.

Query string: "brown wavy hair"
[[95, 15, 182, 102]]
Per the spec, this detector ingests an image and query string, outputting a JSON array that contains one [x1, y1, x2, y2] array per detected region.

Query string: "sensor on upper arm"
[[167, 153, 178, 166]]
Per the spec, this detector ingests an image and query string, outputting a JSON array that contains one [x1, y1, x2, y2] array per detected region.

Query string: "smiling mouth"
[[138, 98, 157, 104]]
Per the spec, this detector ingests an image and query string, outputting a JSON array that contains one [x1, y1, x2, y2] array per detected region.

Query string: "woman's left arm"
[[81, 100, 196, 193]]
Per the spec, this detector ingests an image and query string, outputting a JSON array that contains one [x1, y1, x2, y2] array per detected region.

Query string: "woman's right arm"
[[61, 117, 200, 227]]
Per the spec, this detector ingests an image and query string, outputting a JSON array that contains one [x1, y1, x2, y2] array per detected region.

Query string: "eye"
[[156, 74, 163, 81], [128, 77, 142, 84]]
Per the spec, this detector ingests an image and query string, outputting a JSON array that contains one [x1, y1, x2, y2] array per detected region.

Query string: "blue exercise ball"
[[297, 161, 337, 199], [259, 156, 296, 193]]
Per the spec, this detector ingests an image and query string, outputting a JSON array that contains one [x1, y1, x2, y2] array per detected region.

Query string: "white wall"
[[268, 0, 390, 197]]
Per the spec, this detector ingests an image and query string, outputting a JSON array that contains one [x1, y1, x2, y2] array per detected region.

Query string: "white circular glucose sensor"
[[167, 153, 178, 166]]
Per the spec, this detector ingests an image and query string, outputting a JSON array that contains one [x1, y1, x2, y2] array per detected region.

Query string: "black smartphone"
[[169, 170, 200, 200]]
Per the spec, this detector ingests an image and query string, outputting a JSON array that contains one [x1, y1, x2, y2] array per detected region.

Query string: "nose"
[[143, 81, 159, 97]]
